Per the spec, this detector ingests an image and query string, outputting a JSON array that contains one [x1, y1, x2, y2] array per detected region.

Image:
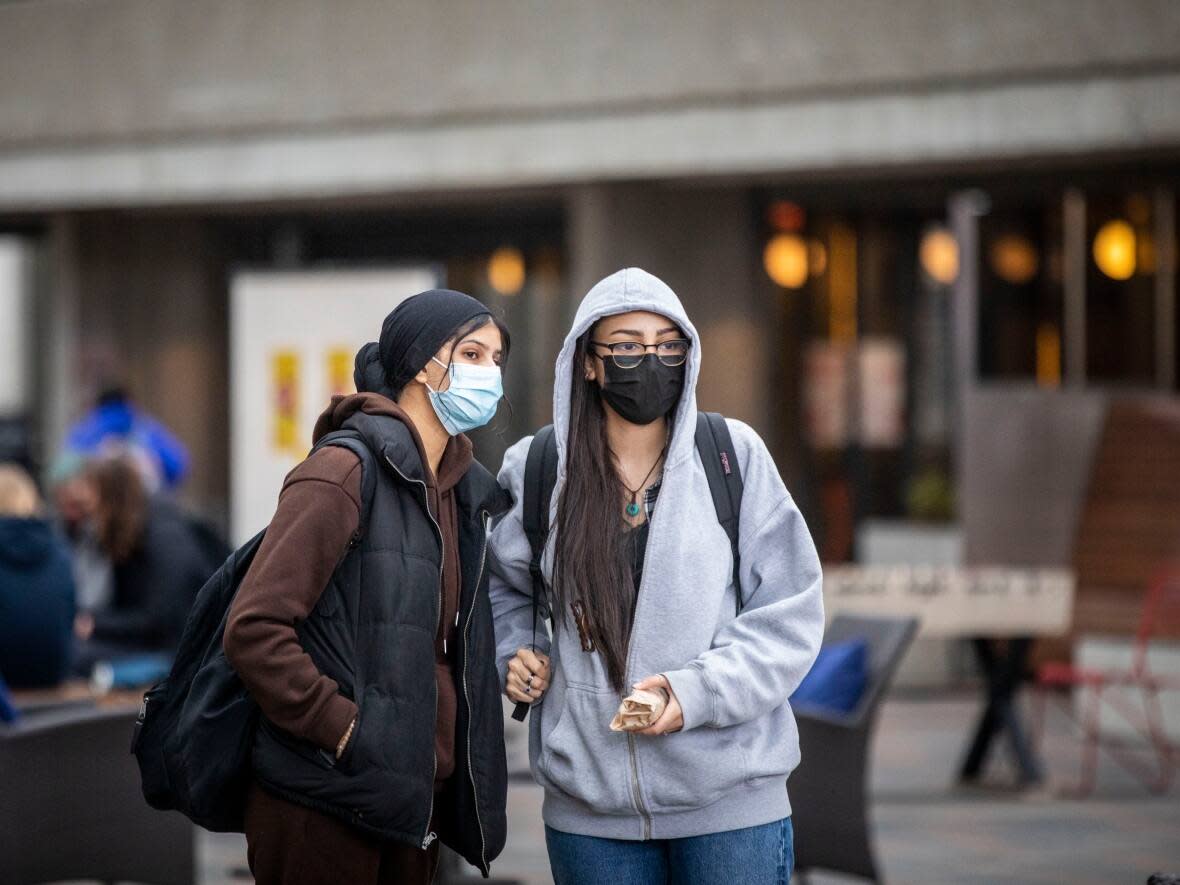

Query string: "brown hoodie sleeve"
[[224, 446, 363, 752]]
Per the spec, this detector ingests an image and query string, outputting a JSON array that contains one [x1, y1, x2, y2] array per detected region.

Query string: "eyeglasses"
[[590, 339, 691, 369]]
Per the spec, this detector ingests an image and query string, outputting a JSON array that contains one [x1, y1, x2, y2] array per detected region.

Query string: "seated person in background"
[[51, 453, 113, 613], [0, 464, 76, 689], [73, 454, 211, 674]]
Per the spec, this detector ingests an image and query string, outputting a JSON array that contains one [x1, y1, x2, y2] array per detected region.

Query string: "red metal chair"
[[1033, 563, 1180, 795]]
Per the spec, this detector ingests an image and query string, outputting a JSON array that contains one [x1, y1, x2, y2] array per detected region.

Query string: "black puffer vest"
[[250, 410, 511, 875]]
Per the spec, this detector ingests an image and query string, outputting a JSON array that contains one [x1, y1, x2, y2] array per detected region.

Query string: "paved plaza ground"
[[199, 693, 1179, 884]]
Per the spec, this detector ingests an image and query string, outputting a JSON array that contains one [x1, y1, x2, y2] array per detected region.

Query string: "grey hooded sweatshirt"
[[488, 267, 824, 841]]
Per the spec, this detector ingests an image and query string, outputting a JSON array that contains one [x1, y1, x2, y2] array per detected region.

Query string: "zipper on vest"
[[383, 455, 444, 851], [460, 509, 492, 875]]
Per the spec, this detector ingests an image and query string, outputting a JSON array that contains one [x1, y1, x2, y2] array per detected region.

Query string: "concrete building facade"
[[2, 1, 1178, 634]]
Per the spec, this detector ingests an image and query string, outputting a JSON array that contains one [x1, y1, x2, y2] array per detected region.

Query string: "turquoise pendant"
[[626, 501, 641, 518]]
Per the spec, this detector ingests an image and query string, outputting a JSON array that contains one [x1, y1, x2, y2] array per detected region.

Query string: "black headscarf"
[[353, 288, 490, 399]]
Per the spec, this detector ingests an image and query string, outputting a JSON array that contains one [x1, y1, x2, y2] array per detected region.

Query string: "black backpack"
[[183, 512, 234, 584], [511, 412, 744, 721], [130, 430, 377, 832]]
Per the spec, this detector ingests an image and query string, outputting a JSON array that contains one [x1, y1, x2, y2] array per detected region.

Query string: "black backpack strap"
[[312, 430, 379, 542], [695, 412, 745, 615], [512, 424, 558, 722], [522, 425, 559, 581]]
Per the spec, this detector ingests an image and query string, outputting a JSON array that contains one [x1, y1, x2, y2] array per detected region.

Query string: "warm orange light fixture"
[[488, 247, 526, 295], [1093, 220, 1136, 280], [828, 224, 858, 343], [1035, 324, 1061, 389], [919, 228, 959, 285], [989, 234, 1039, 285], [763, 233, 809, 289], [767, 201, 806, 233]]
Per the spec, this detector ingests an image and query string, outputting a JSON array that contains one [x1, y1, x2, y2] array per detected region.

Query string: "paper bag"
[[609, 687, 669, 732]]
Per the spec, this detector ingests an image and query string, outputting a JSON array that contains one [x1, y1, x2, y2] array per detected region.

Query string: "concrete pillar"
[[65, 215, 228, 518], [1063, 189, 1088, 387], [565, 184, 617, 314], [39, 214, 82, 470], [948, 190, 984, 489], [0, 237, 34, 415]]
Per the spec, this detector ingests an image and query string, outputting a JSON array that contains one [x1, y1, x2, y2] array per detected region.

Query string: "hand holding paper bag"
[[610, 686, 669, 732]]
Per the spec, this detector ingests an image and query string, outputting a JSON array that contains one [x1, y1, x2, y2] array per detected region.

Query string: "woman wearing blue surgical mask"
[[224, 289, 514, 885]]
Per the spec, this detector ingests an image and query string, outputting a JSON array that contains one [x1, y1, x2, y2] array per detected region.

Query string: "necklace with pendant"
[[618, 445, 667, 519]]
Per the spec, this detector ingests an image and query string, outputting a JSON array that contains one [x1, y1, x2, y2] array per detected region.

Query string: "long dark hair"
[[88, 455, 148, 563], [552, 330, 637, 693]]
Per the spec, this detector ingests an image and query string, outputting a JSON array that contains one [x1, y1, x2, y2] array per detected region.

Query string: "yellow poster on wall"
[[272, 350, 300, 456], [326, 347, 355, 398], [231, 268, 437, 544]]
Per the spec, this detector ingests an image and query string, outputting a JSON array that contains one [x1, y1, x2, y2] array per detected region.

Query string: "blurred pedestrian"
[[489, 268, 824, 885], [224, 289, 513, 885], [50, 452, 112, 613], [73, 454, 210, 673], [0, 464, 76, 689], [63, 386, 190, 490]]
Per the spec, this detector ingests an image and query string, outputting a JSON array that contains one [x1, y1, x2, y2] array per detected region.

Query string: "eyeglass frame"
[[589, 338, 692, 368]]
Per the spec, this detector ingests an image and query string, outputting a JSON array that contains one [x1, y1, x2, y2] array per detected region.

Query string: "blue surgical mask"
[[426, 358, 504, 435]]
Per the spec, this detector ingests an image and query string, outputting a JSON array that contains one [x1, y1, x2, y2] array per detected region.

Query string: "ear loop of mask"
[[425, 356, 452, 394]]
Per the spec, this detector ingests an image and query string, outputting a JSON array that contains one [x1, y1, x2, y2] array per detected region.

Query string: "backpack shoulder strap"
[[312, 430, 379, 541], [522, 424, 559, 579], [695, 412, 745, 614], [513, 425, 558, 722]]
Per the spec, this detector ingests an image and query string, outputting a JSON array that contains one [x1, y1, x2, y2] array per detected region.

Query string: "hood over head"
[[0, 517, 55, 569], [553, 268, 701, 474]]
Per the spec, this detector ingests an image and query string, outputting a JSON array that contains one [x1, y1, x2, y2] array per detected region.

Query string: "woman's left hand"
[[632, 674, 683, 736]]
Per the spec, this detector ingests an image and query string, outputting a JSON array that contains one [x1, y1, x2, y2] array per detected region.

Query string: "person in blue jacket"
[[62, 386, 190, 490], [0, 464, 76, 689]]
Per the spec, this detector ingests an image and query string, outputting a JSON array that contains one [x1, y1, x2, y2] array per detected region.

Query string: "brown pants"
[[244, 782, 441, 885]]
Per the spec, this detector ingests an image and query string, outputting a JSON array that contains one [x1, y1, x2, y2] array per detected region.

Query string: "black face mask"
[[599, 355, 686, 426]]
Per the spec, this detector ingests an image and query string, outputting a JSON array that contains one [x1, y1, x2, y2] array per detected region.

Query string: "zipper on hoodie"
[[619, 460, 675, 841], [384, 455, 443, 850], [627, 732, 652, 840], [460, 509, 492, 875]]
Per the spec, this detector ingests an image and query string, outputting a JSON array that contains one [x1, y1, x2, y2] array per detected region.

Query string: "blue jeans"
[[545, 817, 793, 885]]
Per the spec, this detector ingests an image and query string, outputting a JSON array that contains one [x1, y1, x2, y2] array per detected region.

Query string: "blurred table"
[[11, 679, 143, 715], [823, 566, 1075, 785]]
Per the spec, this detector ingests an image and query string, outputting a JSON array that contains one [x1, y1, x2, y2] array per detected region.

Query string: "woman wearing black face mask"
[[488, 269, 824, 884]]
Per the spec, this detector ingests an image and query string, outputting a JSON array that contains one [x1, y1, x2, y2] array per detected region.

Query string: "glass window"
[[1085, 193, 1157, 385], [977, 201, 1064, 385], [762, 199, 956, 562]]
